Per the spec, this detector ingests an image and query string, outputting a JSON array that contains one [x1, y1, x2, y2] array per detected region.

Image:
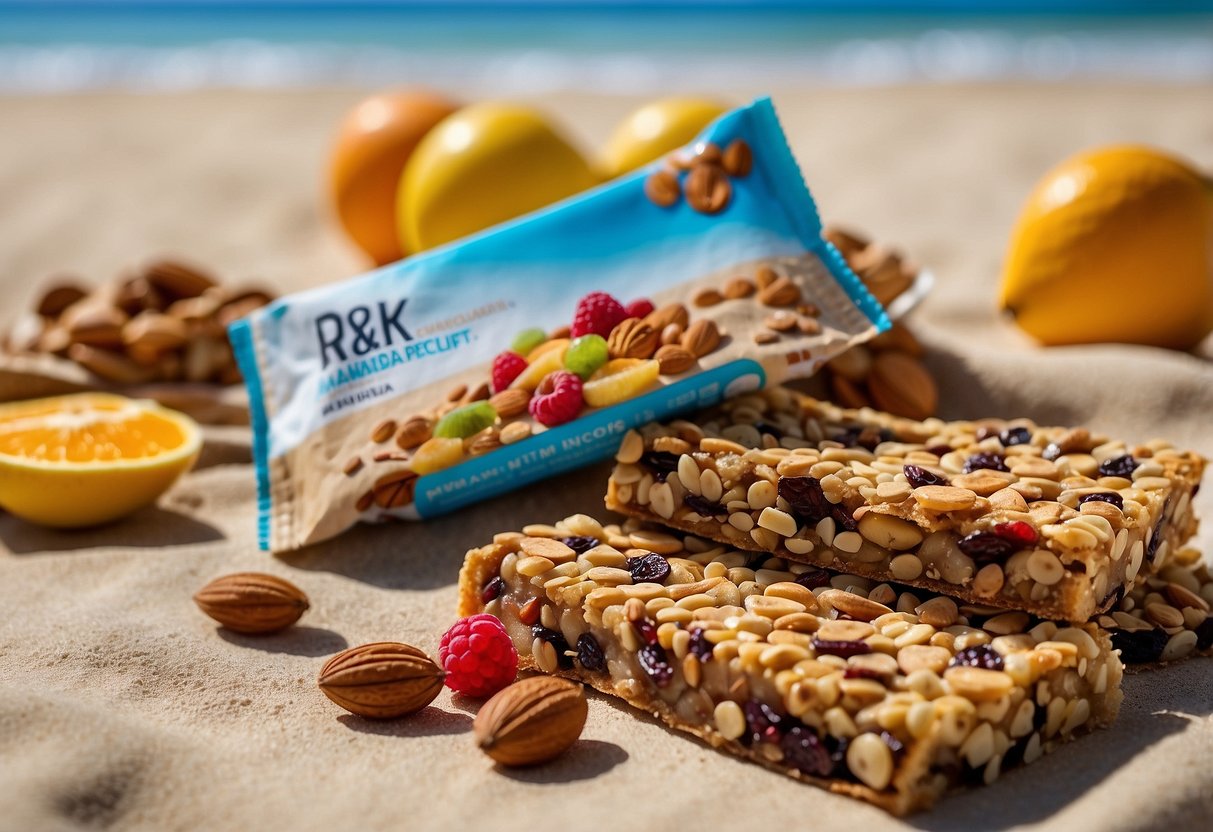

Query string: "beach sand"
[[1, 83, 1211, 831]]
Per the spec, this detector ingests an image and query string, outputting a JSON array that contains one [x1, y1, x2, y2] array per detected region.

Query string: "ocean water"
[[2, 2, 1212, 92]]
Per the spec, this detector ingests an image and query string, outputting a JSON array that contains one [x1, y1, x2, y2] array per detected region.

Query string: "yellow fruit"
[[400, 103, 599, 252], [1000, 145, 1213, 350], [328, 90, 459, 266], [583, 359, 660, 408], [410, 436, 464, 476], [511, 341, 569, 391], [0, 393, 201, 527], [599, 98, 728, 180]]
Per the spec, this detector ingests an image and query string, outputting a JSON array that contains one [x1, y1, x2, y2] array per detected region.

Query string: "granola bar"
[[458, 514, 1123, 815], [605, 388, 1204, 622]]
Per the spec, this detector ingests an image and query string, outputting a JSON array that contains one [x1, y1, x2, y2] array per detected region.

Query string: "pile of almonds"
[[645, 138, 752, 215], [7, 259, 273, 385]]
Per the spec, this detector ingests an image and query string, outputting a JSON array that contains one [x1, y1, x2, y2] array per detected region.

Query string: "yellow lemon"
[[328, 89, 460, 266], [599, 97, 728, 179], [0, 393, 201, 527], [399, 102, 598, 253], [1000, 145, 1213, 350]]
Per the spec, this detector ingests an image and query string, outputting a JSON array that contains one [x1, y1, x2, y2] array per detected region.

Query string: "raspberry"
[[570, 291, 627, 338], [491, 351, 528, 393], [529, 371, 583, 427], [623, 298, 655, 320], [438, 614, 518, 698]]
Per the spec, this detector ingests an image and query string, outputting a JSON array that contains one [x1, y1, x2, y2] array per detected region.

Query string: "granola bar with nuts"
[[604, 388, 1204, 622], [458, 514, 1123, 815]]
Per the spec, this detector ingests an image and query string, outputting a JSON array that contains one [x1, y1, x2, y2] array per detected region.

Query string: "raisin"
[[827, 735, 852, 779], [903, 464, 949, 488], [743, 700, 784, 744], [811, 638, 872, 658], [480, 576, 505, 604], [753, 420, 784, 440], [627, 552, 671, 584], [926, 444, 954, 457], [950, 644, 1004, 671], [831, 504, 859, 533], [683, 493, 727, 518], [1145, 516, 1165, 563], [780, 726, 833, 777], [1078, 492, 1124, 511], [1110, 628, 1169, 664], [1098, 454, 1138, 478], [531, 625, 573, 668], [963, 452, 1009, 473], [958, 531, 1017, 562], [576, 633, 606, 672], [793, 566, 832, 589], [640, 450, 679, 480], [779, 476, 832, 524], [843, 666, 885, 680], [1194, 617, 1213, 651], [688, 626, 714, 661], [637, 643, 673, 687], [633, 617, 659, 645], [999, 426, 1032, 447], [560, 535, 600, 554]]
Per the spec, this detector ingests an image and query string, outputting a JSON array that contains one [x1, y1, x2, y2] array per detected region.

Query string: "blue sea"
[[1, 1, 1212, 92]]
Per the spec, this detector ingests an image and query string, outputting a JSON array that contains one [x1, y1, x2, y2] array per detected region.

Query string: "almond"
[[371, 419, 398, 443], [684, 161, 731, 214], [466, 428, 502, 456], [869, 320, 924, 356], [655, 344, 696, 375], [822, 225, 870, 261], [373, 469, 417, 509], [680, 319, 722, 358], [318, 642, 444, 719], [35, 282, 88, 318], [123, 311, 187, 352], [722, 277, 755, 299], [867, 350, 938, 420], [473, 676, 587, 766], [643, 303, 689, 333], [757, 276, 801, 307], [193, 572, 309, 634], [644, 169, 680, 207], [755, 266, 779, 289], [722, 139, 753, 177], [488, 389, 530, 419], [62, 301, 127, 349], [68, 343, 154, 384], [144, 259, 216, 299], [115, 275, 167, 315], [607, 317, 659, 360], [396, 415, 434, 449]]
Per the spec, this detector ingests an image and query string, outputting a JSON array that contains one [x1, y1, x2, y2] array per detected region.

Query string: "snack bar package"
[[233, 97, 890, 551]]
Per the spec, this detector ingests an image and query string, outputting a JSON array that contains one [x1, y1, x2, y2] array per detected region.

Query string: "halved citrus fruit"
[[0, 393, 201, 527]]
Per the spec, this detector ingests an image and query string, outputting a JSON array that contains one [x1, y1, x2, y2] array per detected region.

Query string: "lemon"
[[1000, 145, 1213, 350], [0, 393, 201, 527], [599, 97, 728, 180], [399, 102, 599, 253]]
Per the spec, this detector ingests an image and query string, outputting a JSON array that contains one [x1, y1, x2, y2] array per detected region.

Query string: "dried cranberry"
[[950, 644, 1004, 671], [963, 452, 1009, 473], [827, 736, 852, 778], [779, 476, 832, 524], [831, 504, 859, 532], [793, 566, 832, 589], [531, 625, 573, 669], [1194, 617, 1213, 651], [843, 666, 885, 680], [753, 421, 784, 440], [957, 531, 1017, 562], [993, 520, 1038, 547], [1110, 628, 1169, 664], [480, 576, 505, 604], [780, 726, 833, 777], [627, 552, 671, 584], [640, 450, 679, 480], [999, 426, 1032, 447], [743, 700, 784, 744], [688, 627, 714, 661], [560, 535, 600, 554], [633, 617, 659, 645], [1098, 454, 1138, 478], [637, 643, 673, 687], [903, 464, 949, 488], [1042, 443, 1063, 461], [1077, 492, 1124, 510], [811, 638, 872, 658], [684, 493, 727, 518], [576, 633, 607, 672]]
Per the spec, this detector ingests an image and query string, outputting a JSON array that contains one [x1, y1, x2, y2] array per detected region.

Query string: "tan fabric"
[[1, 85, 1210, 831]]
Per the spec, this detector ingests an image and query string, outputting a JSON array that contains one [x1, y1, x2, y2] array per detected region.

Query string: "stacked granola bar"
[[458, 389, 1208, 813]]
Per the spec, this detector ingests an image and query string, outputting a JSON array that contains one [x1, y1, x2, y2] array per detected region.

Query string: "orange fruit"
[[328, 90, 459, 265], [0, 393, 201, 527]]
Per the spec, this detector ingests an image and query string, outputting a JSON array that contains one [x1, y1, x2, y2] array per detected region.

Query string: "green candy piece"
[[433, 401, 497, 439], [564, 334, 609, 379], [510, 327, 549, 357]]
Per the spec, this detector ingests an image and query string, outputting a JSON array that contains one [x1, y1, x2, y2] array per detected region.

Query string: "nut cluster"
[[9, 259, 272, 385], [645, 139, 753, 215]]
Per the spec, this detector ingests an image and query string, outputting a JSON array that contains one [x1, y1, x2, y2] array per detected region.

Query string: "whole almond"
[[722, 139, 753, 177], [144, 259, 216, 299], [318, 642, 444, 719], [722, 277, 755, 299], [396, 416, 434, 449], [62, 302, 127, 349], [474, 676, 588, 766], [830, 373, 871, 410], [607, 317, 659, 360], [827, 345, 872, 382], [755, 266, 779, 289], [644, 170, 680, 207], [680, 319, 722, 358], [850, 244, 913, 305], [217, 294, 270, 327], [643, 303, 689, 332], [695, 142, 723, 166], [758, 276, 801, 308], [685, 162, 731, 215], [655, 344, 696, 375], [68, 343, 155, 384], [659, 322, 683, 346], [488, 389, 530, 419], [692, 288, 723, 308], [115, 275, 167, 315], [466, 381, 491, 403], [753, 331, 780, 345], [123, 311, 187, 352], [822, 226, 870, 261], [373, 469, 417, 509], [371, 419, 398, 443], [867, 350, 938, 420], [467, 428, 502, 456], [36, 282, 88, 318], [193, 572, 309, 634]]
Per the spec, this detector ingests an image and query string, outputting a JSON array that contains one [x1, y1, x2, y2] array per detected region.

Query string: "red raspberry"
[[491, 351, 528, 393], [529, 371, 583, 427], [993, 520, 1038, 547], [570, 291, 627, 338], [623, 298, 655, 320], [438, 613, 518, 698]]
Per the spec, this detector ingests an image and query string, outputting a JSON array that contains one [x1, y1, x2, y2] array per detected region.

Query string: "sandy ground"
[[1, 83, 1211, 832]]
